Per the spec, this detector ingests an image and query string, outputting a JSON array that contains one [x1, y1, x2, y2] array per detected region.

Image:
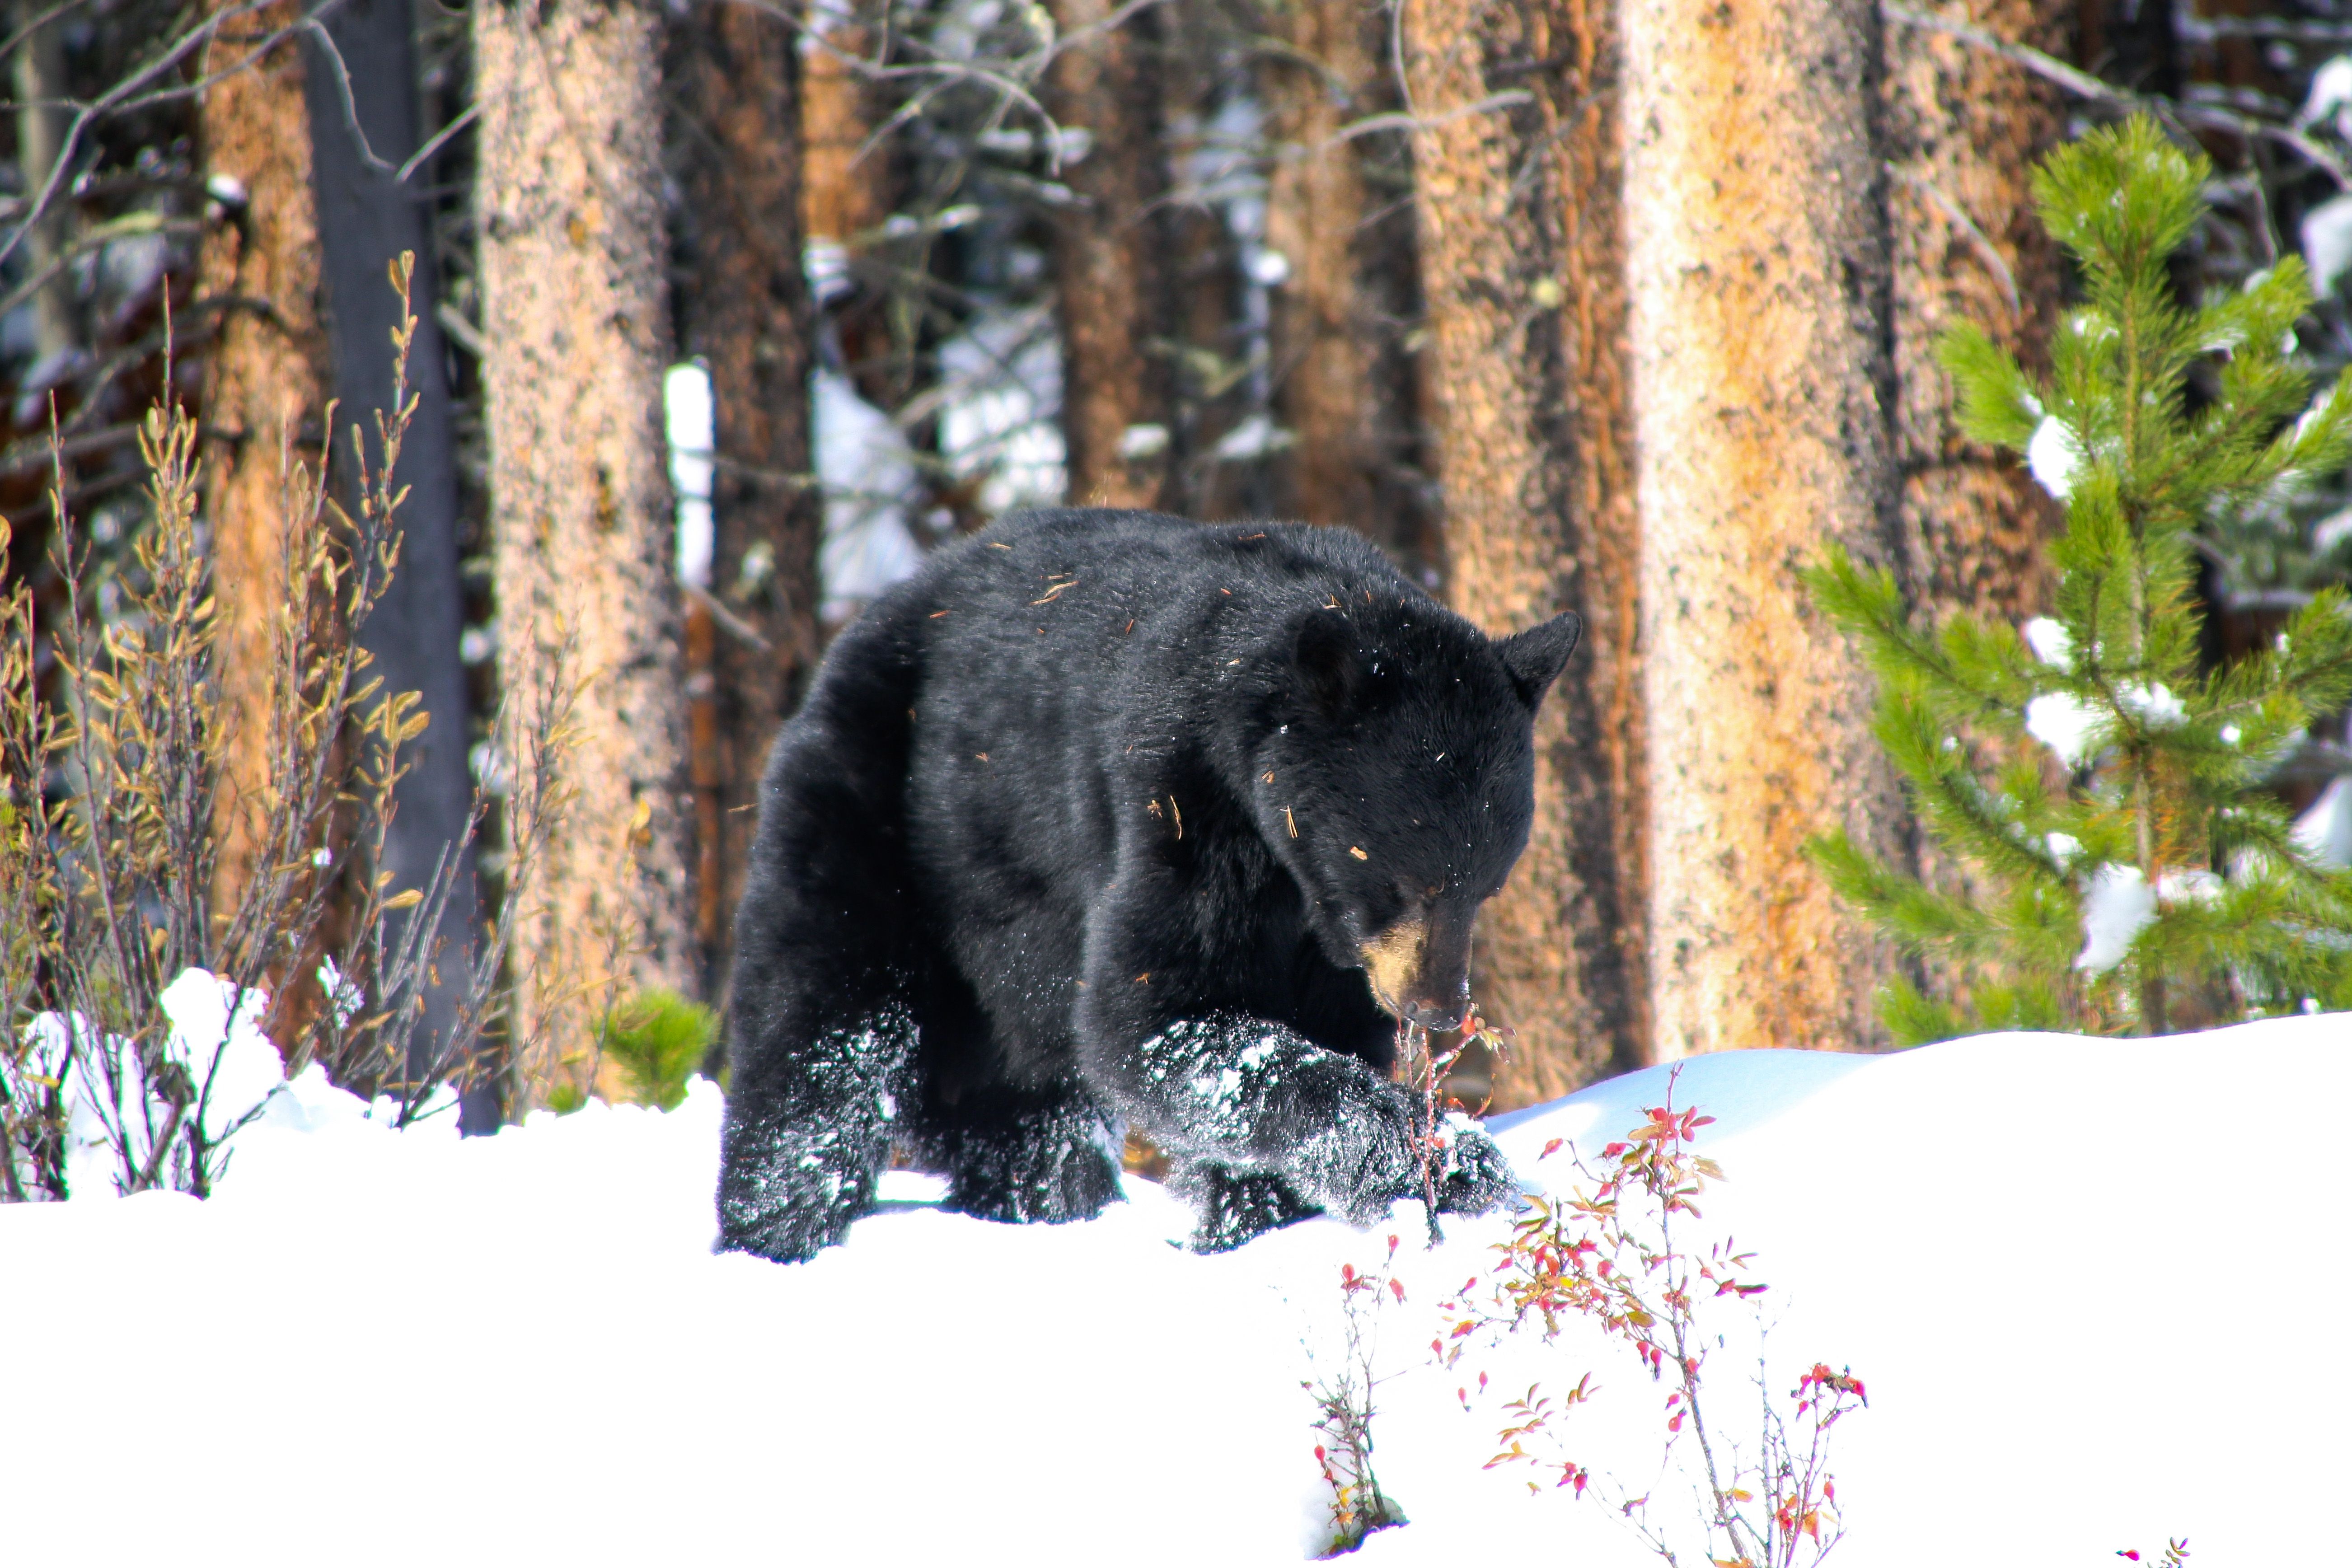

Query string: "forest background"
[[8, 0, 2352, 1132]]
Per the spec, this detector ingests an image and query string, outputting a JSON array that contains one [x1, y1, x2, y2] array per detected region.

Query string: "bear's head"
[[1251, 600, 1581, 1030]]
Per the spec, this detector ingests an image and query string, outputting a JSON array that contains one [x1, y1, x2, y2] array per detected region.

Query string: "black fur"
[[717, 509, 1579, 1260]]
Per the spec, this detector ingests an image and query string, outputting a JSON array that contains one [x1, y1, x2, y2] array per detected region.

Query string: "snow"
[[2304, 53, 2352, 137], [2025, 680, 2183, 767], [2024, 689, 2099, 764], [812, 367, 925, 618], [30, 970, 290, 1196], [664, 361, 716, 590], [2315, 504, 2352, 557], [2296, 774, 2352, 866], [8, 1008, 2351, 1567], [2026, 414, 2080, 500], [1214, 412, 1296, 463], [2299, 191, 2352, 297], [935, 304, 1068, 517], [2021, 614, 2073, 668], [2075, 861, 2155, 971]]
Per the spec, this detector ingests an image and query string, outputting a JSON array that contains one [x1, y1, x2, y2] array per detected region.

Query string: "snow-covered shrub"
[[17, 971, 289, 1197]]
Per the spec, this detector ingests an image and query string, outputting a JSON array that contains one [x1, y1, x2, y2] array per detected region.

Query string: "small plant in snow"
[[596, 988, 718, 1112], [1, 256, 567, 1197], [1806, 116, 2352, 1040], [1393, 1002, 1510, 1244], [1306, 1233, 1410, 1557], [1445, 1070, 1865, 1568]]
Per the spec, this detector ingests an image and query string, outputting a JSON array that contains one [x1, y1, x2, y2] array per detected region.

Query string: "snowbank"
[[6, 1017, 2347, 1566]]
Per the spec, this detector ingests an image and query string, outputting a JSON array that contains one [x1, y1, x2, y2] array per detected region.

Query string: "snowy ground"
[[7, 1012, 2347, 1567]]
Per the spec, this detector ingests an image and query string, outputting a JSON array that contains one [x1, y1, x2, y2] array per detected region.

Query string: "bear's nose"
[[1406, 997, 1464, 1031]]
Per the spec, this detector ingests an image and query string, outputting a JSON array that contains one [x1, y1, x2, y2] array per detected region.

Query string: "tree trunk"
[[1882, 0, 2066, 623], [800, 1, 890, 250], [195, 0, 327, 923], [474, 0, 693, 1105], [667, 0, 820, 1011], [1406, 0, 1648, 1103], [1260, 1, 1422, 560], [10, 0, 75, 366], [302, 0, 490, 1126], [1153, 9, 1248, 522], [1622, 0, 1911, 1058], [1042, 0, 1173, 509]]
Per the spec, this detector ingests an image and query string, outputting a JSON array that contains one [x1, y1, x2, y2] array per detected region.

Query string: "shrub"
[[1307, 1234, 1411, 1557], [1448, 1072, 1865, 1568], [598, 988, 719, 1112], [0, 255, 569, 1197]]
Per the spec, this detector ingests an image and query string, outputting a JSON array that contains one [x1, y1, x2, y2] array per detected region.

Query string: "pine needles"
[[1806, 117, 2352, 1041]]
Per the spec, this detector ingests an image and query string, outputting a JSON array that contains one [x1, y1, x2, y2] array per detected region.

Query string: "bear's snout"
[[1359, 913, 1472, 1031]]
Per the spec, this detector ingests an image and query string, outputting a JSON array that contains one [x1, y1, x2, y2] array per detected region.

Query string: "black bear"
[[717, 508, 1581, 1261]]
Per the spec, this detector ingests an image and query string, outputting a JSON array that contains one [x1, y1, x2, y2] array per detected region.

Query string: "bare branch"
[[1886, 162, 2020, 315]]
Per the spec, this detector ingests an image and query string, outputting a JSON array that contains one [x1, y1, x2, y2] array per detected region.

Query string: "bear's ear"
[[1496, 612, 1582, 707], [1294, 611, 1361, 715]]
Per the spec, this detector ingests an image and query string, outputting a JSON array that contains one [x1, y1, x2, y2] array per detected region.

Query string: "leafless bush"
[[0, 252, 569, 1197], [1448, 1071, 1867, 1568], [1305, 1232, 1410, 1557]]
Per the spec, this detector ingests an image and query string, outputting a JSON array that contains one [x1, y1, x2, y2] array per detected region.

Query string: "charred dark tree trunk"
[[303, 0, 488, 1127], [666, 0, 820, 1012]]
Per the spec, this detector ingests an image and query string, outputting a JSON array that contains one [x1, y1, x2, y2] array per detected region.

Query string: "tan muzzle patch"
[[1359, 919, 1428, 1017]]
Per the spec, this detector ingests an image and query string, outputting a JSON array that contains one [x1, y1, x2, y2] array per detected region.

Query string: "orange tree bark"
[[1042, 0, 1175, 508], [667, 0, 821, 1007], [195, 0, 326, 920], [1405, 0, 1648, 1102], [1259, 0, 1429, 568], [1622, 0, 1913, 1058], [475, 0, 694, 1105], [1883, 0, 2066, 623], [801, 1, 891, 249]]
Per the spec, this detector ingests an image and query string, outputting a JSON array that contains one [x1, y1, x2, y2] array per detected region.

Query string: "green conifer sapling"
[[1806, 117, 2352, 1041]]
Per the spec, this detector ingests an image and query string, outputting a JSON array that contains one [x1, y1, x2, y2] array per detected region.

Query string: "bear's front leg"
[[1103, 1012, 1516, 1245]]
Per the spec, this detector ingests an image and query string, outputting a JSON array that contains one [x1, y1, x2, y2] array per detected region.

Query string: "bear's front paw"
[[1434, 1116, 1516, 1216]]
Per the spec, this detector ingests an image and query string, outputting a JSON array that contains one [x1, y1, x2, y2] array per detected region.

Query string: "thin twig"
[[1882, 2, 2121, 103], [396, 101, 477, 184], [299, 19, 395, 173], [1886, 163, 2020, 315]]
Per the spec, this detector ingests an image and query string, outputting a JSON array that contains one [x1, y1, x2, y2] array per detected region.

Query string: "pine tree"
[[1807, 116, 2352, 1043]]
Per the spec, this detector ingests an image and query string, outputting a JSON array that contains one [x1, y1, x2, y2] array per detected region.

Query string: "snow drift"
[[5, 1011, 2347, 1567]]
